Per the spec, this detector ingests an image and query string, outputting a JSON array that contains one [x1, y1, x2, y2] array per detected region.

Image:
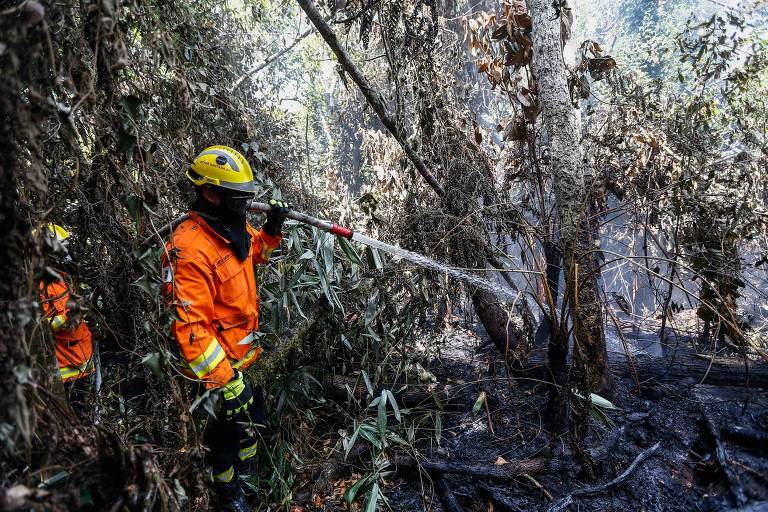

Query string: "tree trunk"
[[0, 64, 33, 459], [529, 0, 609, 400]]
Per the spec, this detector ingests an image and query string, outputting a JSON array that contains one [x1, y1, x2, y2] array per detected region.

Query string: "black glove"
[[263, 198, 290, 236]]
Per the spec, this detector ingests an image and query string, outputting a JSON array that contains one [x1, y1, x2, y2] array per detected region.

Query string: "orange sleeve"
[[41, 281, 71, 331], [252, 227, 282, 265], [168, 254, 233, 389]]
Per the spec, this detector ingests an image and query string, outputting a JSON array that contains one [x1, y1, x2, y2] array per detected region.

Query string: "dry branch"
[[520, 352, 768, 388], [295, 0, 445, 196], [393, 456, 550, 479], [546, 442, 661, 512], [435, 475, 466, 512], [230, 22, 322, 92]]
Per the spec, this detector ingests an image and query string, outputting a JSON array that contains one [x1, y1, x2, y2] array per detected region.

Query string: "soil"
[[358, 321, 768, 512]]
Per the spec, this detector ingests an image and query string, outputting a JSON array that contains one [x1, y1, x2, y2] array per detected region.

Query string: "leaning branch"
[[295, 0, 445, 196]]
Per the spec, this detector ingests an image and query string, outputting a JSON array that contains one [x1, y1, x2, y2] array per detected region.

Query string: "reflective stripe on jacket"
[[40, 277, 94, 382], [162, 212, 282, 389]]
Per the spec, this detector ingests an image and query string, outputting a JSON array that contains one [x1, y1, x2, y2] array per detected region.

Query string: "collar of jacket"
[[186, 211, 253, 262], [187, 211, 230, 244]]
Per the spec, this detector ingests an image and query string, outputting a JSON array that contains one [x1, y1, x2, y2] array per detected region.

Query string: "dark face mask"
[[222, 194, 252, 216]]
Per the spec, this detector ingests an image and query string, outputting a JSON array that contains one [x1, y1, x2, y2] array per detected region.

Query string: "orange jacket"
[[162, 212, 282, 389], [39, 276, 94, 382]]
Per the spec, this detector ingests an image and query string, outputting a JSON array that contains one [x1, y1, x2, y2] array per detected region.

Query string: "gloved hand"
[[263, 198, 290, 236], [221, 370, 255, 423]]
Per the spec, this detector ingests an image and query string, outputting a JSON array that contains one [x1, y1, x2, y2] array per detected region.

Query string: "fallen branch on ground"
[[393, 456, 550, 479], [546, 442, 661, 512], [435, 475, 465, 512]]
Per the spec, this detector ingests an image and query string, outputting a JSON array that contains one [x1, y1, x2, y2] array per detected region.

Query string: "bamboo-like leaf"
[[472, 391, 487, 414], [365, 481, 380, 512], [385, 389, 401, 422], [344, 474, 372, 503], [338, 235, 363, 265], [362, 370, 374, 398], [377, 390, 388, 439]]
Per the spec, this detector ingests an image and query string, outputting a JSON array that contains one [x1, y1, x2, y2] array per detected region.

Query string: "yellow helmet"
[[186, 145, 257, 194], [46, 224, 70, 242]]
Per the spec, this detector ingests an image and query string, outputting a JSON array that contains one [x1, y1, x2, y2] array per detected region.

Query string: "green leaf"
[[377, 389, 388, 439], [435, 412, 442, 446], [120, 94, 142, 122], [362, 370, 374, 398], [366, 246, 384, 270], [189, 388, 218, 417], [472, 391, 487, 414], [365, 291, 379, 326], [79, 483, 94, 506], [364, 481, 380, 512], [589, 392, 619, 410], [344, 474, 372, 504], [573, 390, 620, 410], [121, 194, 142, 228], [321, 232, 335, 276], [359, 425, 383, 449], [40, 470, 69, 489], [338, 235, 363, 265], [141, 352, 163, 378], [385, 389, 401, 422], [287, 263, 307, 289], [345, 421, 361, 460]]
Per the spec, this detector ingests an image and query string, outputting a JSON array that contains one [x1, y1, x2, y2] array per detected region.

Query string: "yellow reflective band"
[[59, 359, 93, 382], [231, 344, 260, 369], [188, 338, 226, 378], [49, 314, 66, 331], [222, 373, 245, 401], [212, 466, 234, 483], [225, 396, 253, 417], [239, 441, 259, 461], [259, 244, 275, 262], [59, 366, 82, 380]]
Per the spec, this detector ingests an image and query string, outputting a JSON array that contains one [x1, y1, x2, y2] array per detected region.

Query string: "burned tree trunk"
[[471, 287, 533, 365], [530, 0, 609, 399]]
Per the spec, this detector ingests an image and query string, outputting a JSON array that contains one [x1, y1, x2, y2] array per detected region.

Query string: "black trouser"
[[203, 385, 266, 481], [63, 376, 90, 420]]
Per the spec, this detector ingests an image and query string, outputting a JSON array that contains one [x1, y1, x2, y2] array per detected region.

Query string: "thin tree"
[[529, 0, 610, 429]]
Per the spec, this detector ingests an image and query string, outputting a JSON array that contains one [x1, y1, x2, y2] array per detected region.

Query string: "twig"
[[546, 442, 661, 512], [484, 393, 495, 435], [230, 21, 323, 92], [522, 472, 553, 501]]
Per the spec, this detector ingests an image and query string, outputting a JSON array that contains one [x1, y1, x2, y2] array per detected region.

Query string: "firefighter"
[[161, 145, 289, 511], [39, 224, 94, 416]]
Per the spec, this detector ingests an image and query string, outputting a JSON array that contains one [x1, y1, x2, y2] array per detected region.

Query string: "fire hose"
[[142, 200, 353, 248]]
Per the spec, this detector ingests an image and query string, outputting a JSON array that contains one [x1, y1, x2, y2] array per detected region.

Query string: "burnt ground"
[[369, 323, 768, 512]]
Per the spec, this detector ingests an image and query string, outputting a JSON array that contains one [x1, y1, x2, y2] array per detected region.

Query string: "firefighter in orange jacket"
[[161, 145, 289, 511], [39, 224, 94, 413]]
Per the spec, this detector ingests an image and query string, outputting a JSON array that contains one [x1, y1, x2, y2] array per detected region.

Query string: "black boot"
[[213, 480, 250, 512]]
